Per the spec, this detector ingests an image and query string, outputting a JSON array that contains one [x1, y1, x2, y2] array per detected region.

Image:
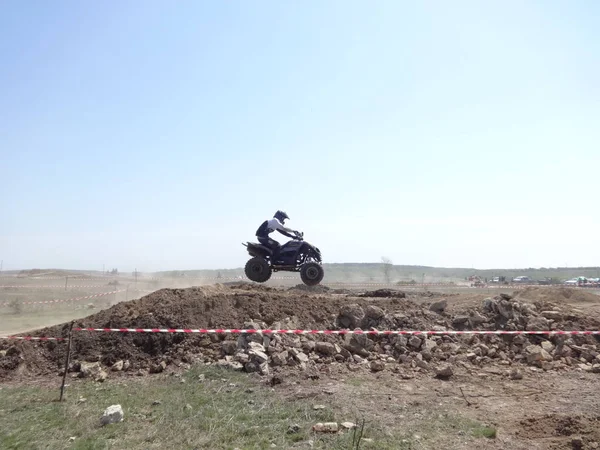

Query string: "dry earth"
[[2, 283, 600, 449]]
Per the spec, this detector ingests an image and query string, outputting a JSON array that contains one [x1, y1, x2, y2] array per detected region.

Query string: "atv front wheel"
[[245, 257, 272, 283], [300, 262, 324, 286]]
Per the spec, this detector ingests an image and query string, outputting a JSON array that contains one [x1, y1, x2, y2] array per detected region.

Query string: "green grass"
[[0, 366, 386, 449], [472, 426, 497, 439], [0, 365, 499, 449]]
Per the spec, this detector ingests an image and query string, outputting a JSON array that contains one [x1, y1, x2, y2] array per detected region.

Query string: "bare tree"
[[381, 257, 393, 284]]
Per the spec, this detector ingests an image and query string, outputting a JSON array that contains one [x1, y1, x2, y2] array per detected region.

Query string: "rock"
[[150, 361, 167, 374], [287, 424, 301, 434], [509, 369, 523, 380], [247, 342, 266, 353], [500, 293, 513, 300], [315, 342, 337, 356], [338, 304, 365, 328], [541, 341, 555, 353], [100, 405, 124, 426], [271, 351, 288, 366], [592, 364, 600, 374], [344, 334, 374, 356], [370, 360, 385, 372], [259, 361, 270, 376], [571, 437, 583, 450], [469, 311, 487, 327], [301, 340, 316, 353], [341, 422, 357, 430], [440, 343, 460, 354], [423, 338, 437, 351], [312, 422, 339, 433], [482, 298, 496, 313], [525, 346, 553, 365], [435, 365, 454, 379], [540, 311, 563, 321], [497, 300, 515, 319], [429, 299, 448, 314], [451, 316, 469, 327], [185, 404, 193, 411], [421, 350, 433, 362], [222, 341, 238, 355], [513, 335, 528, 346], [111, 360, 124, 372], [234, 351, 250, 364], [80, 361, 99, 377], [80, 362, 108, 382], [526, 317, 550, 331], [0, 350, 7, 358], [408, 336, 422, 349], [365, 305, 385, 320], [353, 355, 366, 364], [415, 359, 430, 370], [294, 352, 309, 364], [152, 400, 161, 406], [248, 349, 269, 364]]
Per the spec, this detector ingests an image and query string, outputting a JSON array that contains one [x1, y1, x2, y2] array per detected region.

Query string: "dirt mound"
[[1, 286, 397, 378], [358, 289, 407, 298], [287, 284, 331, 294], [222, 282, 275, 292], [2, 287, 600, 381], [515, 287, 600, 304], [518, 414, 600, 449]]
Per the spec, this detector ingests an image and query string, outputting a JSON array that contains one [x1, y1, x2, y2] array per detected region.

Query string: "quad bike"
[[242, 232, 324, 286]]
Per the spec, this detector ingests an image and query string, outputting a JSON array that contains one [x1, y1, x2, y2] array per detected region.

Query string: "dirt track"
[[2, 283, 600, 377], [2, 283, 600, 448]]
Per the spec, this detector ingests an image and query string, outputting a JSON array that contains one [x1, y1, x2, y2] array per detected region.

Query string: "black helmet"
[[274, 210, 289, 223]]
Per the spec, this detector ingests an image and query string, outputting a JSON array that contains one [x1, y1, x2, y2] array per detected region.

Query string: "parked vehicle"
[[512, 276, 532, 283]]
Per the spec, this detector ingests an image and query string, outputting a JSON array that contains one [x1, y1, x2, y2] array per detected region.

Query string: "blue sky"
[[1, 1, 599, 272]]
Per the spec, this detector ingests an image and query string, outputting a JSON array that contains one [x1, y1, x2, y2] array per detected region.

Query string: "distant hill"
[[153, 263, 600, 283], [4, 264, 598, 283]]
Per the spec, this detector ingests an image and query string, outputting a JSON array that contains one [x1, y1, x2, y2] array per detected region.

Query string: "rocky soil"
[[2, 285, 600, 382]]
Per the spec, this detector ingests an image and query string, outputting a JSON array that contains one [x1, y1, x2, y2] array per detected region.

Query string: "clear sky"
[[1, 1, 599, 272]]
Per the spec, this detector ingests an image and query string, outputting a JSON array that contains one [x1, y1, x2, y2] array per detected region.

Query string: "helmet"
[[274, 210, 289, 223]]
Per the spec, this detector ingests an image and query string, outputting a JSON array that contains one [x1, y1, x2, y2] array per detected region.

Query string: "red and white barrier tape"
[[0, 290, 126, 307], [1, 336, 65, 341], [73, 328, 600, 336], [0, 285, 117, 289]]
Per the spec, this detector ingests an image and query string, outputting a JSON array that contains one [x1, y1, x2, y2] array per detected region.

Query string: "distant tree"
[[381, 257, 393, 284]]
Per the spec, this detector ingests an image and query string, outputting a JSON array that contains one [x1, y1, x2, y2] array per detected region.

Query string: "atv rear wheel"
[[300, 262, 324, 286], [245, 257, 272, 283]]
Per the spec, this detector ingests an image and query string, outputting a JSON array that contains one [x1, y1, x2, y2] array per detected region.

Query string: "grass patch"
[[0, 366, 390, 449], [472, 426, 497, 439], [0, 365, 497, 449]]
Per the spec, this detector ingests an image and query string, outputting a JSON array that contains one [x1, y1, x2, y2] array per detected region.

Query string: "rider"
[[255, 210, 301, 262]]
